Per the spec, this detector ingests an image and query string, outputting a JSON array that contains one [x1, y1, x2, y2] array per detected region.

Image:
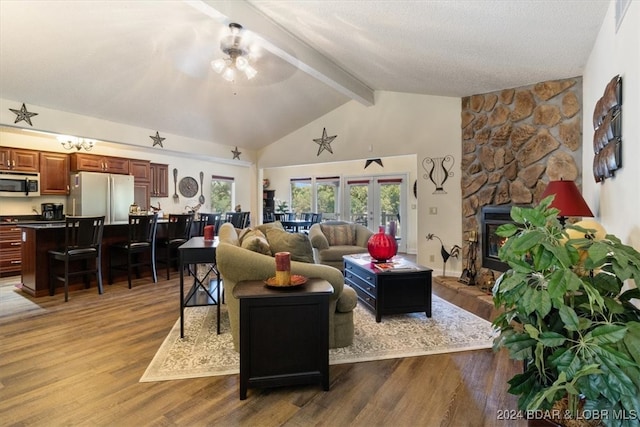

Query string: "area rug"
[[140, 295, 496, 382]]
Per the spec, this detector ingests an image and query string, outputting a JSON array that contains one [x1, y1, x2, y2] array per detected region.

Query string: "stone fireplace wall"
[[460, 77, 583, 290]]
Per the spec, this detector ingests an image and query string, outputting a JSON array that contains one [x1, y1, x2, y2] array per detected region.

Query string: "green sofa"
[[216, 221, 357, 351], [309, 221, 374, 271]]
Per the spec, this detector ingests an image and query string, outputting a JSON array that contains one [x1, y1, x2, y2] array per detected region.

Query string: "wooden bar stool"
[[49, 216, 105, 302], [108, 213, 158, 288]]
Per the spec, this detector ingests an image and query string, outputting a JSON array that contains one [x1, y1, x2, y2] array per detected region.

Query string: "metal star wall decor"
[[313, 127, 337, 156], [232, 146, 242, 160], [9, 103, 38, 126], [150, 131, 165, 147], [364, 158, 383, 169]]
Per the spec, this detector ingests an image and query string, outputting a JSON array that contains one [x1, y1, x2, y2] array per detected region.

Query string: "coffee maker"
[[41, 203, 64, 221]]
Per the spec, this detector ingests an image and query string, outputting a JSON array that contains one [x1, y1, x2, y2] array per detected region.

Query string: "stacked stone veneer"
[[461, 77, 583, 289]]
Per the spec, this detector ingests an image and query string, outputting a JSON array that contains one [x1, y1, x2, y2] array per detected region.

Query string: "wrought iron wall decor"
[[422, 155, 454, 194], [150, 131, 165, 148], [9, 103, 38, 126], [313, 127, 337, 156], [593, 75, 622, 182], [425, 233, 460, 277]]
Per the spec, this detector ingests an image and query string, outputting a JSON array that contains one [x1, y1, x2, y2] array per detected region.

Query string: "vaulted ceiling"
[[0, 0, 609, 151]]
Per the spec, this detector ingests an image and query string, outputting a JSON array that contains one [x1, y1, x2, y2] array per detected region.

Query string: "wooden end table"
[[344, 255, 433, 322], [233, 278, 333, 400]]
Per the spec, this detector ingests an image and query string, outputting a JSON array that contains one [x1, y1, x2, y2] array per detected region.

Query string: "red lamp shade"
[[368, 226, 398, 262], [540, 180, 594, 220]]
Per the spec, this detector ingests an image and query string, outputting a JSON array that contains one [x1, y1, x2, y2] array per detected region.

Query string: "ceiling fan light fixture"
[[244, 65, 257, 80], [211, 58, 226, 74], [222, 67, 235, 82], [211, 22, 257, 82]]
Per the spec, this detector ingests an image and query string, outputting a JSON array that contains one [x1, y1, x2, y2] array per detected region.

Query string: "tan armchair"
[[309, 221, 373, 271], [215, 222, 357, 351]]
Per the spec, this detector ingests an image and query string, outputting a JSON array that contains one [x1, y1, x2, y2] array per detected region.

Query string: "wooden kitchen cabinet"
[[69, 152, 130, 174], [0, 147, 39, 172], [150, 163, 169, 197], [130, 160, 151, 210], [0, 225, 22, 277], [39, 152, 70, 195]]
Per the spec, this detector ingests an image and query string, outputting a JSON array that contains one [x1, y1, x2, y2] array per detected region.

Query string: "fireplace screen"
[[481, 205, 513, 272]]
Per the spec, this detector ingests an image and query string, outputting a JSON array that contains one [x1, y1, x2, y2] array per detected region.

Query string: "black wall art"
[[422, 155, 455, 194], [313, 127, 337, 156], [593, 75, 622, 183], [9, 103, 38, 126], [150, 131, 165, 148]]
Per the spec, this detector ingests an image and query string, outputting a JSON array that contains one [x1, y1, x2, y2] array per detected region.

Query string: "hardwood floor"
[[0, 273, 527, 427]]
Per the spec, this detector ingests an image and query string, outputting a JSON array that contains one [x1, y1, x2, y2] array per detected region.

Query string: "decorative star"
[[9, 103, 38, 126], [232, 146, 242, 160], [313, 127, 337, 156], [365, 158, 383, 169], [150, 131, 165, 147]]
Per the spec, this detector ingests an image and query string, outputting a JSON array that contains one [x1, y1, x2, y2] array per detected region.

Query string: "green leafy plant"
[[275, 199, 289, 213], [492, 197, 640, 427]]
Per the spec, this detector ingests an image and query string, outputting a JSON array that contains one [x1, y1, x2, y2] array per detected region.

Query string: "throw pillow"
[[320, 224, 355, 246], [240, 229, 271, 255], [265, 228, 314, 263], [254, 221, 285, 235]]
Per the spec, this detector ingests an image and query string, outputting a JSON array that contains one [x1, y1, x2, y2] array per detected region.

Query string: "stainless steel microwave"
[[0, 171, 40, 197]]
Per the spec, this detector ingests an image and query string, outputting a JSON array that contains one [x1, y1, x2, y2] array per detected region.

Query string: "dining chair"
[[198, 213, 223, 234], [48, 216, 105, 302], [156, 213, 194, 280], [108, 213, 158, 289]]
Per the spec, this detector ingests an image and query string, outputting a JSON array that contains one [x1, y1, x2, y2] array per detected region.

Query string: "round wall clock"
[[179, 176, 199, 198]]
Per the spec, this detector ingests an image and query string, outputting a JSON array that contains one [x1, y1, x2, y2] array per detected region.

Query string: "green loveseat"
[[309, 221, 374, 271], [216, 221, 357, 351]]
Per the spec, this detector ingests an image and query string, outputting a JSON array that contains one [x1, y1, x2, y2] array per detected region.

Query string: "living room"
[[1, 0, 638, 425]]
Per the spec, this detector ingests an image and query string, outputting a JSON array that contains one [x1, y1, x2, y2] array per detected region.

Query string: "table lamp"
[[540, 179, 594, 226]]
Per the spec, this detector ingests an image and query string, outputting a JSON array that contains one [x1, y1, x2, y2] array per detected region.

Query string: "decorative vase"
[[367, 226, 398, 262]]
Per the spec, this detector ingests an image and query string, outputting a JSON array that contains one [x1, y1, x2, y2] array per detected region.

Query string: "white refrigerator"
[[68, 172, 135, 223]]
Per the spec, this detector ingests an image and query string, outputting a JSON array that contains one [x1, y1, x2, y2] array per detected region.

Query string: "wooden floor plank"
[[0, 273, 527, 426]]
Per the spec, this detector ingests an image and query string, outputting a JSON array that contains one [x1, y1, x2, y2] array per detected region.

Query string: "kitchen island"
[[19, 220, 169, 297]]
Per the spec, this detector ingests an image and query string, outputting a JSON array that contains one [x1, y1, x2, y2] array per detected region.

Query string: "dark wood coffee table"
[[233, 278, 333, 400], [343, 255, 432, 322]]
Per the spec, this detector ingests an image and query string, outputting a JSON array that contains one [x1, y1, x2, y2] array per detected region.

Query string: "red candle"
[[275, 252, 291, 285], [204, 225, 214, 241]]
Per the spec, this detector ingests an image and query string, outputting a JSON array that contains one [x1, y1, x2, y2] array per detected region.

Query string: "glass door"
[[345, 176, 406, 253]]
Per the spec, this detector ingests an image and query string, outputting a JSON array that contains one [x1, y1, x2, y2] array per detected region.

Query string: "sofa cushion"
[[253, 221, 285, 234], [265, 228, 314, 263], [320, 223, 356, 246], [240, 229, 271, 255]]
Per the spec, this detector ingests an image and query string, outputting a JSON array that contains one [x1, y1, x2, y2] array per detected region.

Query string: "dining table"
[[279, 219, 313, 232]]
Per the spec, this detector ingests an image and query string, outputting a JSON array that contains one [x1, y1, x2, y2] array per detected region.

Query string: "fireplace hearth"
[[481, 205, 514, 272]]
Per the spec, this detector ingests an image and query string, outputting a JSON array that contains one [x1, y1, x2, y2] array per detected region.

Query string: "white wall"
[[582, 0, 639, 251], [0, 127, 255, 221], [259, 91, 463, 275], [264, 154, 419, 253]]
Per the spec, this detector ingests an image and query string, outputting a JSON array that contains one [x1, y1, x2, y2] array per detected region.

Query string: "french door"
[[344, 175, 406, 253]]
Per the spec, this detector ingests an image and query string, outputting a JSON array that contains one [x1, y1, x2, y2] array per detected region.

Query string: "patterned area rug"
[[140, 295, 496, 382]]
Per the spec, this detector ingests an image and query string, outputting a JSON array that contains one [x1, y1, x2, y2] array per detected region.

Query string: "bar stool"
[[156, 213, 194, 279], [48, 216, 105, 302], [108, 213, 158, 288]]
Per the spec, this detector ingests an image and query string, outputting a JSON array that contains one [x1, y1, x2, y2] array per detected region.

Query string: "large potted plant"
[[492, 197, 640, 427]]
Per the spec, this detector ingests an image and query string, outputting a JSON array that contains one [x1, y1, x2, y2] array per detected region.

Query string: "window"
[[210, 175, 233, 213], [316, 176, 340, 219], [290, 177, 311, 213]]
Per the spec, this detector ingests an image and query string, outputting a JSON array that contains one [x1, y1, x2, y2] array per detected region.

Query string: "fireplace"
[[481, 205, 513, 272]]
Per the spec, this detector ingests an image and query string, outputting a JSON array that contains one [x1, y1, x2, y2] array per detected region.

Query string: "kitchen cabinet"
[[150, 163, 169, 197], [131, 160, 152, 210], [0, 225, 22, 277], [39, 152, 70, 195], [0, 147, 39, 172], [69, 153, 130, 174]]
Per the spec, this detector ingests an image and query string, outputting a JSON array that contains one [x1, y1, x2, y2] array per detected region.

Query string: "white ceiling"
[[0, 0, 609, 151]]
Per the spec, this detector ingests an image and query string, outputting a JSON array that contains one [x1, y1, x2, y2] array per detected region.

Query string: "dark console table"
[[343, 255, 432, 322], [233, 278, 333, 400]]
